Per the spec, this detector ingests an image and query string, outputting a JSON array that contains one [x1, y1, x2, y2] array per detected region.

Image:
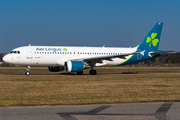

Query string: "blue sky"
[[0, 0, 180, 53]]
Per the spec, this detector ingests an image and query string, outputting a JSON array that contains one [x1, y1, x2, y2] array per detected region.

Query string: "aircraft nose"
[[2, 55, 9, 63]]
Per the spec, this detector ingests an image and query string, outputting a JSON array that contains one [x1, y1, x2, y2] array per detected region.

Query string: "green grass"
[[0, 68, 180, 107]]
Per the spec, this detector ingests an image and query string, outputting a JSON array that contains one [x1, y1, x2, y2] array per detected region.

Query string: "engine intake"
[[64, 61, 84, 72]]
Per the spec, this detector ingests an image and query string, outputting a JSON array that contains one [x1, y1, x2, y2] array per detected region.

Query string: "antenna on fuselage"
[[29, 44, 31, 46], [103, 45, 105, 48]]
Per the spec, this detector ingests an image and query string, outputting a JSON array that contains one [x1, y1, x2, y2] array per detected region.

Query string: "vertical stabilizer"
[[138, 23, 163, 50]]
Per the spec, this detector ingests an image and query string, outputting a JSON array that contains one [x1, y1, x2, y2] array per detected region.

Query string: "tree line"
[[0, 53, 5, 61], [146, 52, 180, 65]]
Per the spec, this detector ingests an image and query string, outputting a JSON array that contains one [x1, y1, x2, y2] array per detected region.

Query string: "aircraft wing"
[[72, 52, 139, 62], [150, 50, 176, 56]]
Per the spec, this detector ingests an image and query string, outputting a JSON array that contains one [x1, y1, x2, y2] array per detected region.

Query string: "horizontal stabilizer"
[[150, 50, 176, 56]]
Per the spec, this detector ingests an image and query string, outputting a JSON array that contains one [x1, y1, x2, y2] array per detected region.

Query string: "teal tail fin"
[[138, 23, 163, 50]]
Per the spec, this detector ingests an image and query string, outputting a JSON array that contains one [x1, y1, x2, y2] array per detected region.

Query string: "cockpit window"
[[10, 51, 20, 54]]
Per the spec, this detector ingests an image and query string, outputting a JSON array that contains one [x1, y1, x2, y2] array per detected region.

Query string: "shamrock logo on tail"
[[63, 48, 67, 51], [146, 33, 159, 47]]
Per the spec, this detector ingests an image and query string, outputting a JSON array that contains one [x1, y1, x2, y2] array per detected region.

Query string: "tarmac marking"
[[58, 105, 110, 120], [58, 103, 173, 120], [85, 105, 110, 115], [154, 103, 173, 120], [59, 114, 78, 120]]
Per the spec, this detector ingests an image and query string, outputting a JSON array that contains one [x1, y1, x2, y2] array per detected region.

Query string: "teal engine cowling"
[[64, 61, 84, 72], [48, 66, 64, 72]]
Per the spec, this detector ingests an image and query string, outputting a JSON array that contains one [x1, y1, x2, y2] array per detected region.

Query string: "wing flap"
[[72, 52, 139, 62]]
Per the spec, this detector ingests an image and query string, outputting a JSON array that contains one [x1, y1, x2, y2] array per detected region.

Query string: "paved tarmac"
[[0, 102, 180, 120], [1, 72, 180, 76], [1, 67, 180, 120]]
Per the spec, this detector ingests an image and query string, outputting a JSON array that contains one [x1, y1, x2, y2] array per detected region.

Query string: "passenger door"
[[27, 47, 33, 59]]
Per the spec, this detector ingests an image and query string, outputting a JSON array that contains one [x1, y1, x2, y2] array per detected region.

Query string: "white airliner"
[[3, 23, 175, 75]]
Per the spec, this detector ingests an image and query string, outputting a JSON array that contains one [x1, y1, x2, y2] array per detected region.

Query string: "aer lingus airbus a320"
[[3, 23, 175, 75]]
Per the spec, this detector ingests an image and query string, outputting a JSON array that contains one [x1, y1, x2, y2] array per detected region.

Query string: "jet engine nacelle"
[[64, 61, 84, 72], [48, 66, 64, 72]]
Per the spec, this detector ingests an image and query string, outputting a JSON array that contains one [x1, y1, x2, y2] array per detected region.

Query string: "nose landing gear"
[[25, 66, 30, 75]]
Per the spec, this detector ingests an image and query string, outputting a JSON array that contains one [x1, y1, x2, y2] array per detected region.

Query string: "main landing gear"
[[76, 70, 97, 75], [89, 70, 97, 75], [25, 66, 30, 75], [89, 65, 97, 75]]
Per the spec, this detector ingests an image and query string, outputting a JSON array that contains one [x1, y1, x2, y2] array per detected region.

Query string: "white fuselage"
[[3, 46, 138, 67]]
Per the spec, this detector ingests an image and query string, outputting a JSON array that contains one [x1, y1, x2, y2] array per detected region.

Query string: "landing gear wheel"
[[25, 66, 30, 75], [89, 70, 97, 75], [77, 71, 83, 75], [25, 71, 30, 75]]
